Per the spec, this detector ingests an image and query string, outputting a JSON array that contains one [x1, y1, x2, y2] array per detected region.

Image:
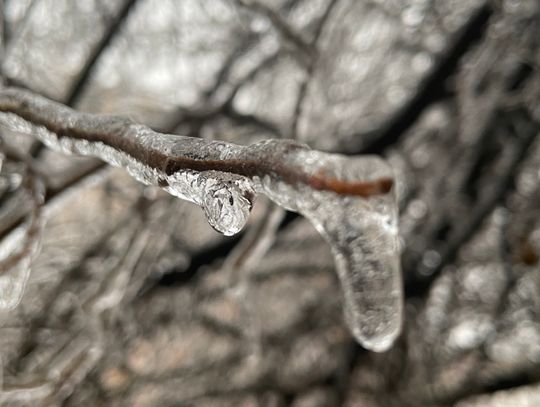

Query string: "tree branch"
[[0, 85, 402, 352], [0, 87, 392, 200]]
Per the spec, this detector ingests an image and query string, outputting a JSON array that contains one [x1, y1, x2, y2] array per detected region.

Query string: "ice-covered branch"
[[0, 86, 402, 352]]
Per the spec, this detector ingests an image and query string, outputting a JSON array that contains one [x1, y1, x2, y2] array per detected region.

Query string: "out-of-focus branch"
[[1, 211, 149, 404], [0, 152, 106, 241], [163, 50, 283, 136], [225, 199, 285, 287], [0, 0, 7, 87], [165, 1, 306, 137], [291, 0, 339, 138], [65, 0, 139, 107], [359, 4, 493, 155], [1, 0, 39, 80], [0, 0, 5, 59], [0, 143, 45, 274], [235, 0, 315, 66], [27, 0, 139, 159]]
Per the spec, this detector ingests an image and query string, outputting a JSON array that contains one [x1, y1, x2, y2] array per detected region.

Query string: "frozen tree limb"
[[0, 86, 401, 351]]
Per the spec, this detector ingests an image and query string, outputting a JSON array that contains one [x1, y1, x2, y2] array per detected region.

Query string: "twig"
[[27, 0, 139, 158], [65, 0, 139, 107], [408, 109, 538, 296], [360, 3, 493, 155], [0, 158, 105, 241], [0, 87, 393, 199], [291, 0, 339, 138], [164, 50, 283, 136], [235, 0, 315, 66], [0, 0, 6, 72]]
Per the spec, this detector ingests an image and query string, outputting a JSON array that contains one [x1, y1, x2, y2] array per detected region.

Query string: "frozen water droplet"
[[202, 177, 254, 236], [163, 170, 255, 236]]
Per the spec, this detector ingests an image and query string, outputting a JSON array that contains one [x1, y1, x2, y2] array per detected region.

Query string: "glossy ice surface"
[[0, 102, 402, 351]]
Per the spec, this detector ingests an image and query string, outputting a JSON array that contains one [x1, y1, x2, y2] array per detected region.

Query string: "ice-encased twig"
[[0, 86, 402, 351]]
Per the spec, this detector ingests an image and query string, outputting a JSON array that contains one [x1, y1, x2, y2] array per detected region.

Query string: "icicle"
[[250, 142, 402, 351]]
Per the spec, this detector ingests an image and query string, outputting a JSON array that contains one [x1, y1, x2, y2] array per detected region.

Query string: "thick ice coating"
[[0, 88, 402, 351], [245, 141, 402, 351]]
